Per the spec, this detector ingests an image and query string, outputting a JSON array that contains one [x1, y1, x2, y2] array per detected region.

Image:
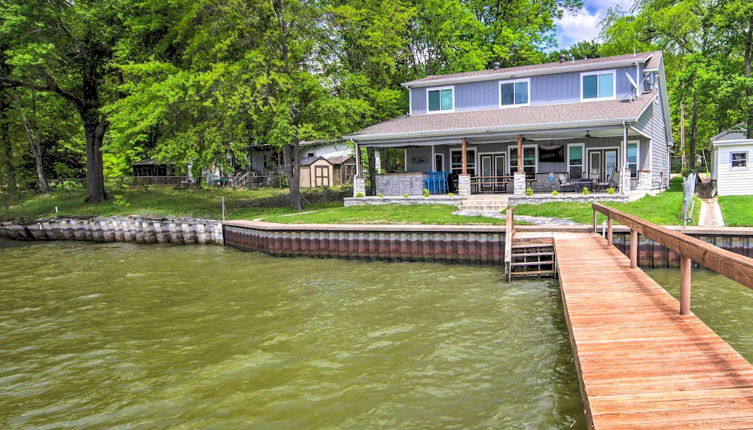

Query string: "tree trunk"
[[81, 59, 107, 204], [11, 90, 48, 192], [283, 142, 302, 210], [367, 147, 376, 195], [82, 115, 108, 203], [688, 95, 699, 170], [0, 89, 17, 193]]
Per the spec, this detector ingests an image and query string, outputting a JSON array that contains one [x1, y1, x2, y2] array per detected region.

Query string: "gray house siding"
[[410, 66, 641, 114], [634, 93, 670, 189]]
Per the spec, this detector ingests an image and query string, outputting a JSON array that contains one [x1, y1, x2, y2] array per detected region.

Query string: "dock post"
[[592, 209, 597, 233], [630, 229, 638, 268], [607, 217, 613, 245], [680, 256, 692, 315]]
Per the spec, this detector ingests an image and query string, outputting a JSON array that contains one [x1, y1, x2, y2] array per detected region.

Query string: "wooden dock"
[[556, 232, 753, 429]]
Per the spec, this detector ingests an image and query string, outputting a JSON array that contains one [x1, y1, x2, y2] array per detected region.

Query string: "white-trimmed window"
[[627, 141, 639, 178], [581, 71, 615, 101], [731, 151, 748, 168], [426, 86, 454, 113], [499, 78, 530, 107], [567, 143, 584, 179], [450, 148, 476, 175], [509, 145, 537, 176]]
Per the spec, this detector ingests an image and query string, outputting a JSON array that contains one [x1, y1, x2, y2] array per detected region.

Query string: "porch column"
[[367, 147, 376, 196], [620, 123, 631, 194], [458, 138, 471, 196], [514, 134, 526, 195], [353, 142, 366, 197]]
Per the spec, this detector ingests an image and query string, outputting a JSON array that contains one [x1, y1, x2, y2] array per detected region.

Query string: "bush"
[[525, 187, 534, 196], [448, 192, 454, 197], [551, 190, 559, 196], [403, 193, 409, 198], [113, 194, 130, 209], [355, 192, 364, 198], [422, 188, 430, 197], [606, 187, 615, 195], [582, 187, 590, 196], [377, 193, 384, 198]]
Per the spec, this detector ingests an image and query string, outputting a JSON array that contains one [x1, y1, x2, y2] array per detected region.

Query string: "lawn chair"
[[595, 168, 617, 192], [558, 173, 576, 192]]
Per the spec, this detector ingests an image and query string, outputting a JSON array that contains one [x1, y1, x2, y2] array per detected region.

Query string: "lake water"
[[0, 241, 585, 429]]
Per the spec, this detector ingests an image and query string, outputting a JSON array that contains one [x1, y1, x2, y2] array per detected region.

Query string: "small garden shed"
[[299, 155, 356, 188], [710, 126, 753, 196]]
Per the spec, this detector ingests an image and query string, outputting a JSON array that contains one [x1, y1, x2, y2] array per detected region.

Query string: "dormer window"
[[581, 71, 615, 101], [499, 78, 530, 107], [427, 86, 454, 113]]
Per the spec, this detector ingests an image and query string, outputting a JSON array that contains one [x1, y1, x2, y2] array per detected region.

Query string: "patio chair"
[[558, 173, 576, 192], [595, 169, 617, 192]]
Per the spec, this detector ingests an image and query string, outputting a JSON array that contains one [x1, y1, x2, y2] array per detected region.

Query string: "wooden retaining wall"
[[223, 221, 506, 265], [0, 216, 223, 245]]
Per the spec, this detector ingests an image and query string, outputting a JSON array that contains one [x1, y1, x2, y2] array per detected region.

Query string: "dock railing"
[[592, 202, 753, 315], [504, 207, 515, 281]]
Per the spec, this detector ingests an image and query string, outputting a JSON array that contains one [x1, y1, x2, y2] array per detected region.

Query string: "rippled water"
[[0, 240, 584, 429], [646, 268, 753, 362]]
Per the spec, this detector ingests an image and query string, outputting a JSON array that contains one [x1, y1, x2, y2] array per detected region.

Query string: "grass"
[[514, 177, 701, 225], [717, 196, 753, 227], [0, 186, 347, 222], [262, 204, 506, 225]]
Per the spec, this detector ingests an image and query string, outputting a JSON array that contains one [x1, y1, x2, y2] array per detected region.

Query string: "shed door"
[[314, 165, 330, 187]]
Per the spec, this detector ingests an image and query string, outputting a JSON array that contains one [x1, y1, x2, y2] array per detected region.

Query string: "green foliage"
[[377, 193, 384, 198], [525, 187, 534, 196], [422, 188, 430, 197], [582, 187, 589, 195], [355, 192, 364, 197], [551, 190, 559, 196], [402, 193, 409, 198], [447, 192, 454, 197], [606, 187, 615, 195]]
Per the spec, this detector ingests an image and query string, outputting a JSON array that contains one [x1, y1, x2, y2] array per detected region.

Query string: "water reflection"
[[0, 240, 585, 429]]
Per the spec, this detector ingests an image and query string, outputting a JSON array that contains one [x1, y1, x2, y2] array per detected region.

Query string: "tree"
[[546, 40, 601, 62], [0, 0, 127, 202]]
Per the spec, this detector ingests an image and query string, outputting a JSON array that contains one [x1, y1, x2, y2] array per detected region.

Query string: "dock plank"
[[555, 233, 753, 429]]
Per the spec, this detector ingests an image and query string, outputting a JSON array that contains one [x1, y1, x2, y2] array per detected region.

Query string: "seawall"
[[223, 221, 506, 265], [0, 216, 223, 245]]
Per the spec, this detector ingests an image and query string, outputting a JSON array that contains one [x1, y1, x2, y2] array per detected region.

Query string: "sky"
[[555, 0, 635, 48]]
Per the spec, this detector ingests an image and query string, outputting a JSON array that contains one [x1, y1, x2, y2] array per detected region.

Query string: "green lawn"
[[717, 196, 753, 227], [262, 204, 506, 225], [0, 186, 345, 222], [514, 177, 701, 225]]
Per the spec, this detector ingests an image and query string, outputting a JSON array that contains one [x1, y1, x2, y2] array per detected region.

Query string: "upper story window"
[[499, 78, 530, 107], [427, 86, 454, 113], [581, 71, 615, 101]]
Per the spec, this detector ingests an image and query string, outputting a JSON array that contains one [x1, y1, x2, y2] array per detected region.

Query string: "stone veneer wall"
[[0, 216, 223, 245], [507, 194, 628, 205], [344, 196, 462, 207], [223, 222, 505, 265]]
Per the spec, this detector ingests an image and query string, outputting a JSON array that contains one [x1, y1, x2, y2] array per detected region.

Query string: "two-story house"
[[344, 51, 672, 197]]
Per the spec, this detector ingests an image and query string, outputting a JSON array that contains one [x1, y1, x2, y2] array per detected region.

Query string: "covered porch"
[[351, 124, 657, 198]]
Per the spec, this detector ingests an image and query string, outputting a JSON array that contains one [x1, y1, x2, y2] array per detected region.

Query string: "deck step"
[[511, 252, 554, 258], [511, 260, 554, 267], [508, 269, 556, 278], [510, 243, 554, 249]]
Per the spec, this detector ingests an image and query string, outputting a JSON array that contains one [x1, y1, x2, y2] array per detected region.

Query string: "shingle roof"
[[404, 51, 662, 85], [346, 91, 657, 140], [325, 155, 354, 165], [299, 156, 332, 166]]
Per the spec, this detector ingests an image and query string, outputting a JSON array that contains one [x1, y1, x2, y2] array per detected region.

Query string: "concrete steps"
[[457, 195, 509, 212]]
